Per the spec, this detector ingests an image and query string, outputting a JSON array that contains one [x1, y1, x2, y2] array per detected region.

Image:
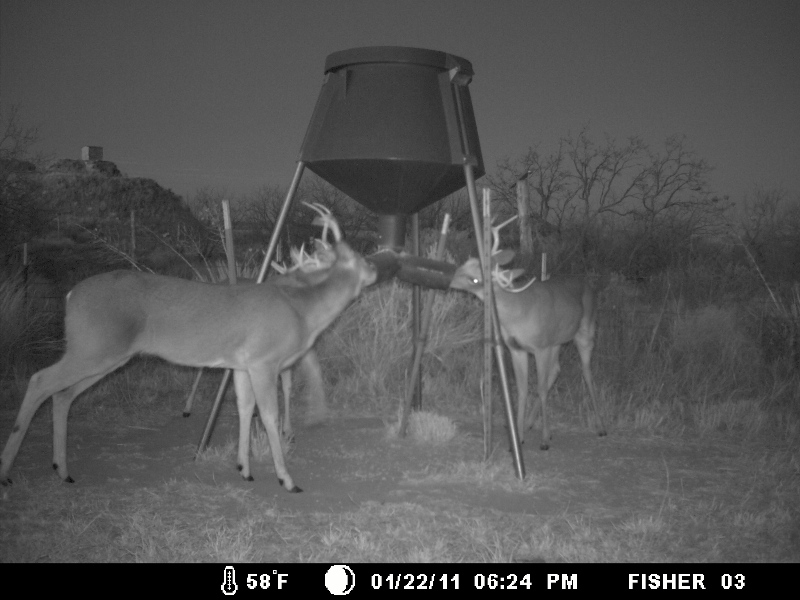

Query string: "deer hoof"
[[278, 478, 302, 493], [52, 464, 75, 483], [539, 442, 550, 451]]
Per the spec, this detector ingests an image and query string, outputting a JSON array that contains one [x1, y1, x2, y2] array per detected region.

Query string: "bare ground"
[[1, 393, 798, 562]]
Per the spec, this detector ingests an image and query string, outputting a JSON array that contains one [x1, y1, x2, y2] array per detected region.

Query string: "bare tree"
[[740, 186, 800, 281], [188, 186, 229, 232], [491, 141, 575, 231], [486, 127, 730, 275], [630, 135, 721, 233], [419, 190, 473, 232], [565, 125, 648, 223], [239, 184, 288, 242], [0, 106, 42, 166]]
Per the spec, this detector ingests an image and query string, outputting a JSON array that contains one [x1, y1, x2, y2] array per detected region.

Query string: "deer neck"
[[463, 280, 538, 321], [292, 265, 361, 338]]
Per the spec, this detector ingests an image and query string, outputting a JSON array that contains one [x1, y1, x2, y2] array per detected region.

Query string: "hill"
[[2, 157, 212, 288]]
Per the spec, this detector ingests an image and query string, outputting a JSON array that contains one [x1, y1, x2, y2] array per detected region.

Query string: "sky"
[[2, 0, 798, 206]]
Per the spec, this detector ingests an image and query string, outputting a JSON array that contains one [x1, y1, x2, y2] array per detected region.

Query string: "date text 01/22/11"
[[371, 574, 461, 590], [369, 573, 538, 590]]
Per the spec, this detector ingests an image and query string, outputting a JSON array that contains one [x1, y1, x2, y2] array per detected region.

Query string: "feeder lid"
[[324, 46, 474, 79]]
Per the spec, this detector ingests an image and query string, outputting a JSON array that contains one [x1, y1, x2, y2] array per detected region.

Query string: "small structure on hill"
[[81, 146, 103, 162]]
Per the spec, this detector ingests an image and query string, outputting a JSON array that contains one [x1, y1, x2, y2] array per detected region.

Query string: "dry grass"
[[4, 438, 797, 562], [2, 261, 800, 563]]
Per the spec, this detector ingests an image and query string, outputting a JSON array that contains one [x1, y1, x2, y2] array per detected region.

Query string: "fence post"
[[130, 210, 136, 262]]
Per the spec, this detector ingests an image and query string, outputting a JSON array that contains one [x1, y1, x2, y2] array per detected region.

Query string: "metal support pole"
[[481, 189, 494, 458], [194, 162, 306, 459], [182, 369, 203, 417], [411, 212, 422, 410], [184, 199, 237, 418], [399, 213, 451, 437], [256, 162, 307, 284], [463, 165, 525, 479]]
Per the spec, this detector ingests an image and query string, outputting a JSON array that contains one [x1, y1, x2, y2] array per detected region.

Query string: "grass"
[[3, 439, 796, 562], [1, 270, 799, 562], [0, 269, 63, 384]]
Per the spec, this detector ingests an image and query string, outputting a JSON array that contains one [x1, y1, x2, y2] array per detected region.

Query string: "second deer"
[[450, 224, 606, 449]]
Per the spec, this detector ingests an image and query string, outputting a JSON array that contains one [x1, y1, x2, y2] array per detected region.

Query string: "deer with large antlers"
[[0, 204, 376, 492], [181, 239, 338, 439], [450, 217, 606, 450]]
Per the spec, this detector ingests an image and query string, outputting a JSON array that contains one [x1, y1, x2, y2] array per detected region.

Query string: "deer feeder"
[[300, 46, 484, 250], [196, 47, 526, 478]]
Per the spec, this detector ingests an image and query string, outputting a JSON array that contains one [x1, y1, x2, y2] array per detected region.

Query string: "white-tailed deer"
[[0, 204, 376, 492], [183, 255, 336, 440], [450, 222, 606, 449], [264, 249, 339, 439], [182, 348, 325, 442]]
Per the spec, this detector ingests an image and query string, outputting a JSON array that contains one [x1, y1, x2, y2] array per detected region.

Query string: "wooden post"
[[464, 166, 525, 478], [481, 189, 494, 458], [196, 161, 306, 457], [411, 213, 422, 410], [398, 214, 451, 437], [22, 242, 29, 309], [130, 210, 136, 262], [223, 200, 237, 285], [184, 200, 238, 419], [516, 178, 533, 256]]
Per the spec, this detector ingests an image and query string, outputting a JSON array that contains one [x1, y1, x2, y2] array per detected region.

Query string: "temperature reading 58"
[[247, 571, 289, 590]]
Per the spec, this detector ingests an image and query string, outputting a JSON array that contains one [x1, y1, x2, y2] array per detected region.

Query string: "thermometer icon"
[[221, 565, 238, 595]]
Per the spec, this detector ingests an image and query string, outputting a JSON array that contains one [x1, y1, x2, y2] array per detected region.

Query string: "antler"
[[491, 215, 517, 256], [304, 202, 342, 245], [270, 204, 341, 276], [493, 265, 536, 293], [271, 243, 326, 274], [487, 214, 536, 293]]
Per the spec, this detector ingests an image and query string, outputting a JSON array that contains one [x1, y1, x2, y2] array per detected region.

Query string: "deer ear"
[[491, 249, 515, 267]]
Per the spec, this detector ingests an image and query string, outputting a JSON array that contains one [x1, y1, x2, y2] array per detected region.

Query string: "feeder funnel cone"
[[300, 46, 484, 249]]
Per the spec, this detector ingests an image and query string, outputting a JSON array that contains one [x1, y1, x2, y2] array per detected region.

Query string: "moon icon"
[[325, 565, 355, 595]]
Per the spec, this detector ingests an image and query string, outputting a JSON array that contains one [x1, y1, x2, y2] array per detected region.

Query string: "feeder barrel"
[[300, 46, 483, 250]]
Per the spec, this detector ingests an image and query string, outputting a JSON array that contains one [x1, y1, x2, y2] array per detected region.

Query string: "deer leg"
[[508, 347, 529, 445], [2, 365, 65, 483], [278, 350, 326, 443], [1, 355, 128, 484], [533, 346, 560, 450], [279, 370, 293, 442], [233, 369, 257, 481], [52, 369, 123, 482], [575, 331, 606, 437], [249, 365, 300, 493], [299, 350, 328, 426]]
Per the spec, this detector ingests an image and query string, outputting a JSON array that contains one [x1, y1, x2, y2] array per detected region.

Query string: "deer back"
[[496, 275, 595, 349], [451, 259, 595, 349]]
